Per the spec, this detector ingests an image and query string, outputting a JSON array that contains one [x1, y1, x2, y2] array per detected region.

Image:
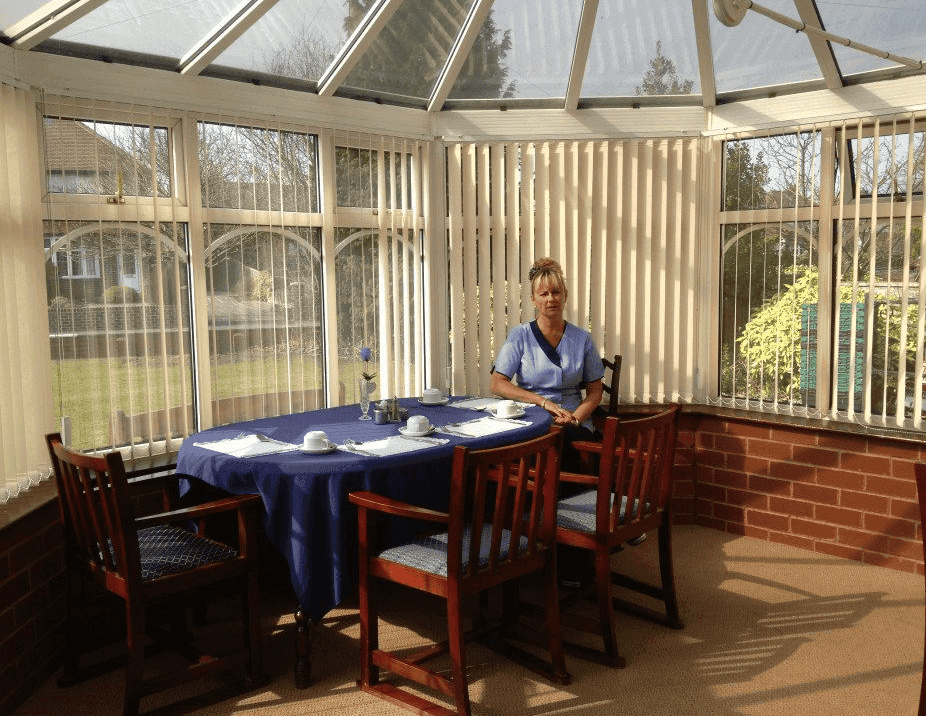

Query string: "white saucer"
[[399, 425, 435, 437], [300, 440, 336, 454], [418, 396, 449, 406], [487, 406, 525, 419]]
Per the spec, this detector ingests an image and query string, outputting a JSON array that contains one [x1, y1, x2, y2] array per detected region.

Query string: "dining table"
[[176, 395, 552, 687]]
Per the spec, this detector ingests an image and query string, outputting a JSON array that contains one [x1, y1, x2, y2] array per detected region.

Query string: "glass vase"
[[359, 378, 373, 420]]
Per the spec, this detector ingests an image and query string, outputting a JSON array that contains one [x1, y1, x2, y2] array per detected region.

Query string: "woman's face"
[[532, 277, 567, 319]]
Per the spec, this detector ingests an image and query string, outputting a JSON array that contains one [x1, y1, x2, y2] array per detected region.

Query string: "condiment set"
[[374, 396, 408, 424]]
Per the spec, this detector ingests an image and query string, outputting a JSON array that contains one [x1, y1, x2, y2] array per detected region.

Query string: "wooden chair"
[[576, 353, 622, 475], [46, 432, 267, 716], [348, 427, 569, 716], [554, 404, 683, 667], [600, 353, 622, 417], [914, 463, 926, 715]]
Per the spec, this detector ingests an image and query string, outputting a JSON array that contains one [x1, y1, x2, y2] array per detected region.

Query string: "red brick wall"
[[0, 466, 173, 716], [669, 415, 698, 524], [690, 415, 925, 575], [0, 486, 67, 716]]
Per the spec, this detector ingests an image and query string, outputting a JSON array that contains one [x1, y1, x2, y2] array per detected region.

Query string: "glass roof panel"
[[584, 0, 699, 98], [1, 0, 47, 34], [5, 0, 926, 109], [818, 0, 926, 78], [710, 0, 822, 94], [342, 0, 475, 101], [449, 0, 584, 101], [212, 0, 346, 82], [49, 0, 241, 61]]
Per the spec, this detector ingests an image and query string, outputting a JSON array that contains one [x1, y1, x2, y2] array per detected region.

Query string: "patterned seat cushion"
[[135, 525, 239, 581], [556, 491, 639, 533], [376, 525, 529, 577]]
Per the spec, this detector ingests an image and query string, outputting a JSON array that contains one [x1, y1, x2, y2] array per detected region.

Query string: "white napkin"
[[337, 435, 449, 457], [438, 416, 531, 438], [194, 434, 299, 457], [450, 397, 533, 411]]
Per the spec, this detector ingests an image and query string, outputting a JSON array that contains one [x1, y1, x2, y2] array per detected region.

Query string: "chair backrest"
[[446, 427, 564, 581], [46, 432, 140, 589], [596, 404, 680, 535], [602, 354, 622, 416]]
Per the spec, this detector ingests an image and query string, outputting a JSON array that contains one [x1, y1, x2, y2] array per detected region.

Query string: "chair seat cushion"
[[557, 491, 637, 533], [137, 525, 239, 581], [376, 525, 528, 577]]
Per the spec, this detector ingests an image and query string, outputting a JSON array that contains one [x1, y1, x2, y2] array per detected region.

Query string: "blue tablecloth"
[[177, 398, 551, 622]]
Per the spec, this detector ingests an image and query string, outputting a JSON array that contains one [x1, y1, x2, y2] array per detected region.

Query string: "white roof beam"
[[792, 0, 841, 89], [317, 0, 407, 98], [564, 0, 599, 111], [692, 0, 717, 108], [5, 0, 108, 51], [428, 0, 495, 113], [179, 0, 281, 77]]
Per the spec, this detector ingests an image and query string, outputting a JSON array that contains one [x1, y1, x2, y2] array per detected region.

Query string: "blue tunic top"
[[494, 321, 603, 426]]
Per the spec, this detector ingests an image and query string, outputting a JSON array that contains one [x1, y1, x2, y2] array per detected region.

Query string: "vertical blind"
[[0, 82, 54, 477], [332, 131, 428, 405], [199, 119, 326, 424], [444, 138, 701, 403], [36, 102, 431, 453], [29, 95, 926, 453], [834, 116, 926, 428], [718, 115, 926, 429], [41, 98, 193, 457]]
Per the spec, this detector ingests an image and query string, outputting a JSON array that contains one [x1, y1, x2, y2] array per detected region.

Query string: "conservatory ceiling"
[[2, 0, 925, 112]]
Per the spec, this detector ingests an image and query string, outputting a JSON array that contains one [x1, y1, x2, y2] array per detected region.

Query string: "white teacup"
[[303, 430, 328, 450], [422, 387, 442, 403], [495, 400, 519, 418], [407, 415, 430, 434]]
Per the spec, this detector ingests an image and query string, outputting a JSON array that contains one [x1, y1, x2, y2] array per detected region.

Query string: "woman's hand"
[[545, 401, 576, 426], [492, 372, 581, 425]]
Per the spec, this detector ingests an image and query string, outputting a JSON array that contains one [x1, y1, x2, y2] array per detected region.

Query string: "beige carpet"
[[13, 526, 924, 716]]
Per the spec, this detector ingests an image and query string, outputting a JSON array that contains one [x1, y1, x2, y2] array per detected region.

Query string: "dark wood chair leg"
[[658, 521, 684, 630], [543, 560, 569, 681], [123, 603, 145, 716], [447, 591, 471, 716], [594, 549, 622, 666], [294, 607, 313, 689]]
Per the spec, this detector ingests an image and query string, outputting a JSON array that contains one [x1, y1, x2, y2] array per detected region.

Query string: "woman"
[[491, 257, 603, 470]]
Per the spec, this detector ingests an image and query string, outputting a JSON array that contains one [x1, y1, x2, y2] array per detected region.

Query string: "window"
[[720, 220, 819, 407], [40, 109, 427, 452], [720, 121, 926, 428], [52, 246, 101, 278], [198, 123, 428, 424], [199, 122, 318, 212], [336, 144, 414, 209], [204, 224, 325, 420], [44, 118, 171, 198], [332, 134, 426, 400], [45, 221, 194, 451], [334, 227, 422, 403]]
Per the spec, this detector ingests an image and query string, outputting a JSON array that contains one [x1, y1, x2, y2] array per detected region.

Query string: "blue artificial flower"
[[359, 346, 376, 380]]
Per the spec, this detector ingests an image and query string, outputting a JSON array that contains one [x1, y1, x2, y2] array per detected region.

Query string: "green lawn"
[[53, 355, 379, 449]]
